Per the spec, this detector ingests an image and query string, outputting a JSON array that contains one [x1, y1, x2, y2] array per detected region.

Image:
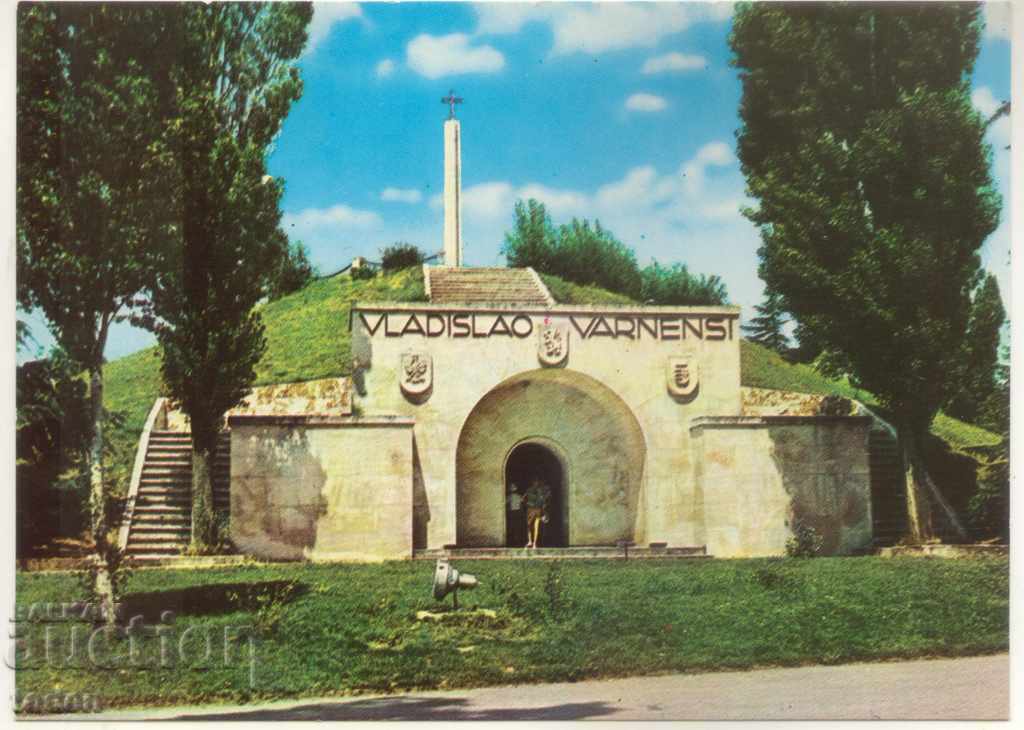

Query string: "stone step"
[[126, 545, 185, 556], [131, 528, 191, 540], [127, 536, 187, 549], [414, 546, 710, 560], [132, 516, 190, 527], [137, 494, 191, 506]]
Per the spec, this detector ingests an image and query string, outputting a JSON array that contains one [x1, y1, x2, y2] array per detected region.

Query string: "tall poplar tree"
[[149, 3, 311, 551], [730, 3, 1001, 541], [945, 274, 1006, 424], [17, 3, 177, 612]]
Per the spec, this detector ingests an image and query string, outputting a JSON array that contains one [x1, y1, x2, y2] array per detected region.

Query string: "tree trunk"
[[896, 423, 935, 543], [88, 368, 115, 622], [190, 448, 216, 552]]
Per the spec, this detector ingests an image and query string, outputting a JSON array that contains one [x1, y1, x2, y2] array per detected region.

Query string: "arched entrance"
[[505, 441, 566, 547], [456, 368, 646, 547]]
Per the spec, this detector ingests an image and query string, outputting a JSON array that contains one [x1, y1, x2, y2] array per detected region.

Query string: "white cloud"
[[983, 2, 1012, 41], [973, 86, 1011, 150], [380, 187, 422, 204], [459, 182, 515, 218], [406, 33, 505, 79], [625, 93, 668, 113], [455, 140, 743, 230], [476, 3, 732, 56], [305, 3, 363, 57], [516, 184, 589, 216], [642, 52, 707, 74], [375, 58, 396, 79], [682, 141, 734, 197], [283, 203, 380, 232]]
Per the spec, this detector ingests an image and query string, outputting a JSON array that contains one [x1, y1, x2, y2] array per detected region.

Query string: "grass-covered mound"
[[102, 268, 426, 489], [15, 556, 1008, 711], [740, 339, 1000, 452], [102, 268, 999, 494]]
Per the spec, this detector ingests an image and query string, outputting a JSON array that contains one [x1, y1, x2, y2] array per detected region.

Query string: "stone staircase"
[[868, 425, 908, 546], [125, 431, 230, 558], [867, 422, 967, 546], [425, 266, 555, 306]]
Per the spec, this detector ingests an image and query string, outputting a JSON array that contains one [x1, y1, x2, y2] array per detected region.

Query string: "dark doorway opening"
[[505, 443, 566, 547]]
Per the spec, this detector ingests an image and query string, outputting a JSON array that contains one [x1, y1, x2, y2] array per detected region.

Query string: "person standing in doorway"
[[507, 483, 524, 546], [524, 478, 551, 548]]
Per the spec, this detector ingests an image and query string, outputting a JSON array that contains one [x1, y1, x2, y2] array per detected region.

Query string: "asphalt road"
[[56, 653, 1009, 721]]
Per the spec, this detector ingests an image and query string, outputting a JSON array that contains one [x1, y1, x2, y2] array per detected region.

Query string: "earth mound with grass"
[[102, 267, 999, 495]]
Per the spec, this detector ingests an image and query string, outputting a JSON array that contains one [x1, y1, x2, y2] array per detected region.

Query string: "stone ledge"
[[690, 415, 873, 431], [877, 544, 1008, 559], [227, 414, 415, 428], [351, 301, 741, 315]]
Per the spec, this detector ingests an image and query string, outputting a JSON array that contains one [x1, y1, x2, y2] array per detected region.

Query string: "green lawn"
[[15, 557, 1008, 712]]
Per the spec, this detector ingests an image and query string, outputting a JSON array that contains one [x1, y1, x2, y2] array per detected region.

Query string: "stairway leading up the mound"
[[125, 431, 230, 558], [425, 266, 555, 306], [868, 423, 966, 546], [868, 425, 908, 546]]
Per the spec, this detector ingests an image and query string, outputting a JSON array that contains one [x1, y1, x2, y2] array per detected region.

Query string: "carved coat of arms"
[[537, 323, 569, 367], [667, 356, 699, 398], [400, 352, 432, 397]]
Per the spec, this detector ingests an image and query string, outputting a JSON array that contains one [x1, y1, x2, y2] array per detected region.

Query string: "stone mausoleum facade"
[[223, 266, 874, 562], [124, 101, 875, 562]]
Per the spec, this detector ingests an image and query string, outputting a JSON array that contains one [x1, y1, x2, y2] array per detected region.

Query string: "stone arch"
[[456, 368, 646, 546]]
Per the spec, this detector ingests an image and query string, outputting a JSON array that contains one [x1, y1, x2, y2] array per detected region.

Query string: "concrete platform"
[[413, 545, 709, 560]]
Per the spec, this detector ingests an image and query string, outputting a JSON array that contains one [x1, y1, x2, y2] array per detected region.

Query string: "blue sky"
[[19, 1, 1014, 362]]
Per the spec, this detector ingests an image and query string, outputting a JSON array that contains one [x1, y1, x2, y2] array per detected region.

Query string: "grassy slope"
[[740, 340, 1000, 450], [15, 557, 1009, 710], [102, 268, 426, 489], [102, 269, 998, 493]]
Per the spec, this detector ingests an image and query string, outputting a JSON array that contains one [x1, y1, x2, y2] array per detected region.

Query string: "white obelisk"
[[442, 90, 463, 267]]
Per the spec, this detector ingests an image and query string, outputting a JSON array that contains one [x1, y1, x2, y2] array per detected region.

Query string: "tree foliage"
[[639, 262, 728, 306], [17, 3, 180, 608], [16, 350, 92, 557], [741, 293, 790, 355], [267, 239, 317, 301], [731, 3, 1000, 541], [148, 3, 312, 549], [945, 274, 1006, 425], [503, 198, 727, 305], [381, 242, 426, 271]]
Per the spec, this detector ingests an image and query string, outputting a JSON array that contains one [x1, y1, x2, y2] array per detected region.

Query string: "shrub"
[[639, 261, 728, 305], [266, 240, 317, 300], [968, 443, 1009, 543], [785, 521, 824, 557], [380, 243, 425, 271], [350, 264, 376, 280]]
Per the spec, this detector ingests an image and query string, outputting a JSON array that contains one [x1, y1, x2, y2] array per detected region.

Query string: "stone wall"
[[229, 416, 413, 562], [352, 302, 742, 550], [690, 416, 873, 558]]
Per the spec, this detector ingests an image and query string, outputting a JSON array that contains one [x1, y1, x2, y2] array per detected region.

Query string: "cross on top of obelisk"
[[441, 89, 463, 119]]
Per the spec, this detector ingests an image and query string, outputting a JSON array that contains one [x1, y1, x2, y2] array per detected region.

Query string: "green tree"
[[741, 293, 790, 354], [268, 238, 318, 300], [149, 3, 312, 551], [731, 3, 1000, 541], [945, 274, 1006, 424], [503, 199, 557, 274], [556, 218, 642, 298], [17, 3, 177, 612], [17, 350, 92, 558], [640, 261, 728, 306], [380, 242, 426, 271]]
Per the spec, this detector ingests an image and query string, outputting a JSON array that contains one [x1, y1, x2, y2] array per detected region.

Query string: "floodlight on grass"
[[432, 559, 478, 609]]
